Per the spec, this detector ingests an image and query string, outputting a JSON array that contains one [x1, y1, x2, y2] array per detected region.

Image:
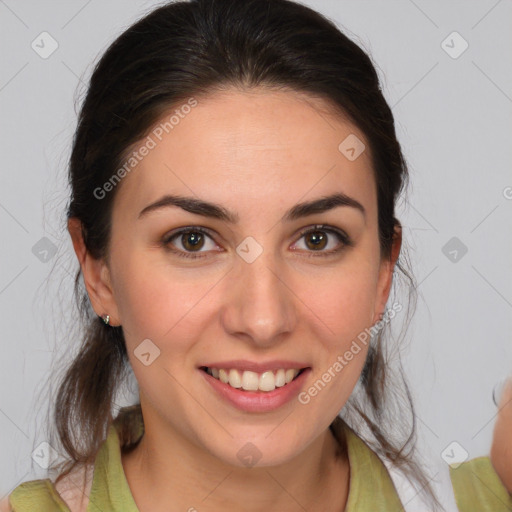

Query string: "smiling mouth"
[[200, 366, 307, 392]]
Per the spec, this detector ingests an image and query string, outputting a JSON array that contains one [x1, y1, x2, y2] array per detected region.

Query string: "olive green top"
[[6, 406, 512, 511], [449, 456, 512, 511]]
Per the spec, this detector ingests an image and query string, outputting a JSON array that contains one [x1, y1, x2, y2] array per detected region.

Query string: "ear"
[[372, 221, 402, 325], [67, 217, 121, 326]]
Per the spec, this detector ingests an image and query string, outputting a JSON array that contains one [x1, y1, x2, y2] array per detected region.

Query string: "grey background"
[[1, 0, 511, 501]]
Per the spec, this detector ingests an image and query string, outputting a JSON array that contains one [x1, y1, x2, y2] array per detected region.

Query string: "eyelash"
[[161, 224, 353, 260]]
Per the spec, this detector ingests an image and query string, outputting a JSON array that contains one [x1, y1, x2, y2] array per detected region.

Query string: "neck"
[[122, 410, 350, 512]]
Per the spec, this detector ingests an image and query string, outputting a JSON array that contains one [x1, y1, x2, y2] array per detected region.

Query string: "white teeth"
[[258, 371, 275, 392], [205, 367, 302, 392], [242, 371, 259, 391], [228, 369, 242, 388], [275, 369, 285, 387], [285, 369, 296, 384]]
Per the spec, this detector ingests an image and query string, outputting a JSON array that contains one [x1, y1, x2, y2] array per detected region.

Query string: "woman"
[[1, 0, 510, 510]]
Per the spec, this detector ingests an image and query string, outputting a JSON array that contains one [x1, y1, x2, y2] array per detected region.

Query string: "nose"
[[220, 247, 297, 348]]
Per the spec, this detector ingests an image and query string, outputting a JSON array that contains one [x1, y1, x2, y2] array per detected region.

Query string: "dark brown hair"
[[50, 0, 439, 507]]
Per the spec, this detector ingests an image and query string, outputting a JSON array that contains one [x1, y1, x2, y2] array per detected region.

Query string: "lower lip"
[[199, 368, 311, 413]]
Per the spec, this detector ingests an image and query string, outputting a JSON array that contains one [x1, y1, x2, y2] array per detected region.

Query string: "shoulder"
[[54, 463, 94, 512], [3, 478, 66, 511], [334, 422, 406, 510], [3, 463, 93, 512], [2, 406, 140, 512], [450, 455, 512, 511]]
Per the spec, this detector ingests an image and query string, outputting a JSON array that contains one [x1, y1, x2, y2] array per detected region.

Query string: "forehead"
[[112, 87, 376, 220]]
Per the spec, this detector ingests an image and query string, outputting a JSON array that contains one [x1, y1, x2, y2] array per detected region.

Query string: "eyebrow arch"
[[138, 192, 366, 223]]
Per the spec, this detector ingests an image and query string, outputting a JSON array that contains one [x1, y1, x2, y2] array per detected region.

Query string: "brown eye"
[[292, 225, 352, 257], [180, 231, 205, 251], [162, 226, 219, 259], [304, 231, 328, 251]]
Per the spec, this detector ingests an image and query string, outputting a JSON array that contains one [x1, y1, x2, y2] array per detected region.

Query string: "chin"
[[202, 431, 306, 470]]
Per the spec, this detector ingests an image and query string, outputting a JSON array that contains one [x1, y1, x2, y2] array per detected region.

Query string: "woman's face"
[[88, 87, 398, 466]]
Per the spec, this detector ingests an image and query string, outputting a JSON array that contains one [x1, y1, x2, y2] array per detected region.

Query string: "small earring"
[[101, 314, 110, 326]]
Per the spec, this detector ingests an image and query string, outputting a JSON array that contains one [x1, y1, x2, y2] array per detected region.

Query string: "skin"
[[490, 377, 512, 494], [67, 86, 401, 511]]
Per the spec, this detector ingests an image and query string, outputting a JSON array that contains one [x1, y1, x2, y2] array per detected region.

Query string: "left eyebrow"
[[283, 193, 366, 222], [137, 192, 366, 223]]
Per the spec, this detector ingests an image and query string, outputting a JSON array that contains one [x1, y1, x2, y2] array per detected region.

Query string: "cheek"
[[301, 276, 375, 413], [301, 264, 380, 342], [111, 250, 220, 354], [304, 230, 382, 329], [109, 250, 175, 342]]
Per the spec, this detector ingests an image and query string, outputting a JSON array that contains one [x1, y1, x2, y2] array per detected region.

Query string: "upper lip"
[[199, 360, 310, 373]]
